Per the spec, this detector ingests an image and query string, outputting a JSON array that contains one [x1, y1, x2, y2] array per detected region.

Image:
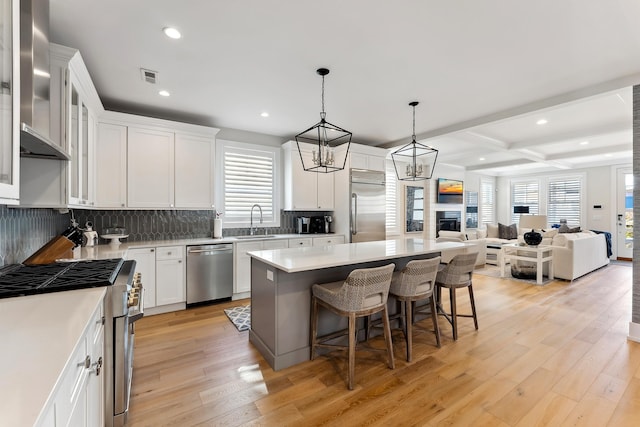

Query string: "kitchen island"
[[247, 238, 469, 370]]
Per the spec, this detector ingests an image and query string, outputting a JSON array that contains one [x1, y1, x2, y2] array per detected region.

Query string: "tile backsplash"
[[0, 206, 331, 266], [0, 206, 70, 266]]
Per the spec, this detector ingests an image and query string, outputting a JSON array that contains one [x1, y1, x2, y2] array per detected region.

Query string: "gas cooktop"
[[0, 258, 125, 299]]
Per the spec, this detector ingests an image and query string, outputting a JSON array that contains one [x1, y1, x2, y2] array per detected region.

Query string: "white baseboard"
[[628, 321, 640, 343]]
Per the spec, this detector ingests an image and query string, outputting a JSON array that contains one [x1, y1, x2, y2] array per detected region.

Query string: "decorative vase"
[[523, 229, 543, 246]]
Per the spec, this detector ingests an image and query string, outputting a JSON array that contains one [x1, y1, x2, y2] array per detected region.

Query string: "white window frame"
[[215, 139, 281, 228], [546, 174, 584, 227], [480, 179, 495, 226], [510, 178, 540, 224]]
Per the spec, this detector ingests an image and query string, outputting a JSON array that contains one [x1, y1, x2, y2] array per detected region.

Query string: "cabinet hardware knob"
[[91, 356, 103, 376], [78, 355, 91, 369], [121, 204, 125, 207], [97, 316, 105, 325], [150, 249, 155, 252]]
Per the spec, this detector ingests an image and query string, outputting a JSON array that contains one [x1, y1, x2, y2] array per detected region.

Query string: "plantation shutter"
[[511, 181, 539, 223], [385, 160, 398, 235], [223, 146, 275, 223], [480, 180, 495, 225], [547, 177, 581, 226]]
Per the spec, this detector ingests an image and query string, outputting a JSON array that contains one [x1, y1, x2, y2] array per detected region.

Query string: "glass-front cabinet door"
[[66, 71, 94, 206], [0, 0, 19, 204]]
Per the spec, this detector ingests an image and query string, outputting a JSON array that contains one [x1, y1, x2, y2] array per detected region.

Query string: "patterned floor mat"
[[224, 305, 251, 331]]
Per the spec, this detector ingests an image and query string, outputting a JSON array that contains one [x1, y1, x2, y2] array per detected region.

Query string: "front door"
[[616, 168, 633, 260]]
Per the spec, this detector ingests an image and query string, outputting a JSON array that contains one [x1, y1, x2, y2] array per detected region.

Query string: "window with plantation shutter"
[[480, 180, 495, 225], [216, 140, 280, 227], [547, 177, 582, 227], [385, 160, 399, 235], [511, 180, 539, 223]]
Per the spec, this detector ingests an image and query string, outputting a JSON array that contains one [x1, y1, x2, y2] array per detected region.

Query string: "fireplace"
[[436, 211, 461, 236]]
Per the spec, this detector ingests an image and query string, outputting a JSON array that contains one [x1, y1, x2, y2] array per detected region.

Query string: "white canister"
[[213, 218, 222, 238]]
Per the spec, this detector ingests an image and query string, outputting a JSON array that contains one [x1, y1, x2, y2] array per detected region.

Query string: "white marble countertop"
[[70, 234, 338, 261], [248, 238, 467, 273], [0, 287, 106, 426]]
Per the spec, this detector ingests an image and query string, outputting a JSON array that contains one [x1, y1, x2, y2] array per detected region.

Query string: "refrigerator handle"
[[351, 193, 357, 235]]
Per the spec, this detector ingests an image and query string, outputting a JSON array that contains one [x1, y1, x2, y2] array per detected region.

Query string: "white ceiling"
[[49, 0, 639, 176]]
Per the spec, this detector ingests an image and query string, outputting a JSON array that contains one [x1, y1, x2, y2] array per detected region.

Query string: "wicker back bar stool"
[[310, 263, 396, 390], [389, 257, 442, 361], [435, 252, 479, 341]]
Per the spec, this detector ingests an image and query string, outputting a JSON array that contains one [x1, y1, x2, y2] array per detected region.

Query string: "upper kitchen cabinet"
[[174, 133, 215, 209], [282, 141, 334, 210], [127, 126, 175, 208], [95, 122, 127, 208], [20, 44, 103, 208], [98, 111, 218, 210], [344, 143, 388, 172], [0, 0, 19, 204]]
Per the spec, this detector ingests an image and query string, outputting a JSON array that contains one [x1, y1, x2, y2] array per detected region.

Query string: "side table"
[[500, 243, 554, 285]]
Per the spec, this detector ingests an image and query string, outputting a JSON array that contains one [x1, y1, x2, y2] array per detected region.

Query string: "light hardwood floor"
[[127, 262, 640, 426]]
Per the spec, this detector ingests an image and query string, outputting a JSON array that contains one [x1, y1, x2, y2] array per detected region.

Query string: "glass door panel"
[[617, 168, 633, 259], [69, 85, 79, 200]]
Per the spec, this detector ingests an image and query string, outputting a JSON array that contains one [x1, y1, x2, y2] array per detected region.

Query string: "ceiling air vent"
[[140, 68, 158, 84]]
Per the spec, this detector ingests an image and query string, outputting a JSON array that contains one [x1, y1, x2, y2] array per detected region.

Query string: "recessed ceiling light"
[[158, 90, 170, 97], [580, 141, 589, 145], [260, 112, 269, 117], [605, 153, 613, 157], [163, 27, 181, 39], [536, 119, 548, 125], [479, 157, 485, 161]]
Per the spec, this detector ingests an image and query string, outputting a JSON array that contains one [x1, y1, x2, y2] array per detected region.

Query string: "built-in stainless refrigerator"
[[350, 169, 386, 242]]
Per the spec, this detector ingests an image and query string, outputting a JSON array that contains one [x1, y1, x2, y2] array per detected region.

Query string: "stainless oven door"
[[114, 298, 144, 426]]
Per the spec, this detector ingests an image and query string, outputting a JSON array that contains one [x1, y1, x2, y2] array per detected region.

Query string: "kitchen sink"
[[234, 235, 277, 240]]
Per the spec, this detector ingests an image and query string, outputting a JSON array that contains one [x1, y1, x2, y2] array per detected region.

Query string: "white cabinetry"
[[20, 44, 102, 208], [312, 235, 345, 246], [95, 123, 127, 208], [174, 133, 215, 208], [282, 141, 334, 210], [98, 111, 219, 210], [127, 127, 175, 208], [288, 237, 313, 248], [233, 239, 289, 298], [0, 0, 19, 204], [35, 298, 104, 427], [155, 246, 185, 306], [127, 245, 185, 313], [349, 151, 385, 171], [127, 247, 157, 310]]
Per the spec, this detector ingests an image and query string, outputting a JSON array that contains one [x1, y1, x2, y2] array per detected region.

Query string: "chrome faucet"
[[250, 204, 263, 235]]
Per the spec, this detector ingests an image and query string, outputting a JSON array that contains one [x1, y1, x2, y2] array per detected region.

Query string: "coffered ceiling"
[[49, 0, 640, 176]]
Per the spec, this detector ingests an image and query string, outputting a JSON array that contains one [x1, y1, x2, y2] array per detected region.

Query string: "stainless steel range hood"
[[19, 0, 70, 160]]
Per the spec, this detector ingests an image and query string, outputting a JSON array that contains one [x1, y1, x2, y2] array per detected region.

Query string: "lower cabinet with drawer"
[[127, 245, 185, 314], [312, 235, 345, 246], [233, 239, 289, 299], [36, 298, 104, 427]]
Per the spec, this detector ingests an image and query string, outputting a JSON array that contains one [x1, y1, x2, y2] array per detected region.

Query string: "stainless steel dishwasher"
[[186, 244, 234, 305]]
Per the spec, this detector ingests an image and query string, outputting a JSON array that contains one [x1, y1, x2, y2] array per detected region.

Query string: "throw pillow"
[[569, 226, 581, 233], [498, 223, 518, 240], [486, 224, 499, 238], [477, 228, 487, 239]]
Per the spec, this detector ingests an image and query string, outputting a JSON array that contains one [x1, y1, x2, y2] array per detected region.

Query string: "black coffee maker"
[[310, 215, 333, 234]]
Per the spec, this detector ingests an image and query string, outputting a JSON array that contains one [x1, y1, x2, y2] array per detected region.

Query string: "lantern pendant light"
[[295, 68, 351, 173], [391, 101, 438, 181]]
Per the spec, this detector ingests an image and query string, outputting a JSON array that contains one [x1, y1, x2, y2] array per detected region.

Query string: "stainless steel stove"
[[0, 258, 144, 427]]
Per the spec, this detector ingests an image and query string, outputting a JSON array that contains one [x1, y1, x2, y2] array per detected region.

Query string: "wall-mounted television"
[[437, 178, 463, 204]]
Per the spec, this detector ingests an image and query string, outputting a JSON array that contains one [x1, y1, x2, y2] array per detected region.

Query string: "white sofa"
[[436, 230, 486, 267], [438, 227, 610, 280], [546, 231, 610, 280]]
